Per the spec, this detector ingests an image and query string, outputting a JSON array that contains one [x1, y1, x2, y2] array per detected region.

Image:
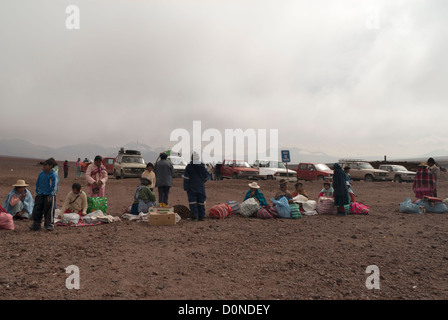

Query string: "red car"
[[296, 163, 333, 181]]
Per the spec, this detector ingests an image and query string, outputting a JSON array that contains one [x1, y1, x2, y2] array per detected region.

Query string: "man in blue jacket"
[[183, 152, 209, 221], [30, 158, 59, 231]]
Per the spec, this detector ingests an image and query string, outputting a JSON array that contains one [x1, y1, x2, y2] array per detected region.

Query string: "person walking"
[[183, 152, 208, 221], [63, 160, 69, 178], [154, 152, 174, 206], [29, 158, 59, 231], [75, 158, 82, 178]]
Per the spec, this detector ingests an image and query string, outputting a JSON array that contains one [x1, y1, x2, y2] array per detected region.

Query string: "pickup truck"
[[220, 160, 259, 179], [252, 159, 296, 181]]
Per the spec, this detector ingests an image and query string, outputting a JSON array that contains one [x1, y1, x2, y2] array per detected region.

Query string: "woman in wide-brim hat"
[[3, 180, 34, 219], [244, 181, 268, 206]]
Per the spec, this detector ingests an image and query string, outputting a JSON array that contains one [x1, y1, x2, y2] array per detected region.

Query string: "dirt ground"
[[1, 156, 448, 301]]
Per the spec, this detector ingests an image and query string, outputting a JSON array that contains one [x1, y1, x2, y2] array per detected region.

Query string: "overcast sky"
[[1, 0, 447, 159]]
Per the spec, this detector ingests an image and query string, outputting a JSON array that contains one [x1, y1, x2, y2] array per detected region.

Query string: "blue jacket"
[[35, 170, 59, 196], [183, 162, 208, 194], [3, 188, 34, 215]]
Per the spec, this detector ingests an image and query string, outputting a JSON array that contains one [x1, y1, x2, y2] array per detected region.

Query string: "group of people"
[[2, 154, 443, 230]]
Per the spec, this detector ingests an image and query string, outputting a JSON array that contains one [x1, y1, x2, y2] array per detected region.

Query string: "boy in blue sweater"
[[29, 158, 59, 231]]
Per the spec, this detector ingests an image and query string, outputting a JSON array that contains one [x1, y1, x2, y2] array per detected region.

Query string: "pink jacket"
[[86, 163, 108, 186]]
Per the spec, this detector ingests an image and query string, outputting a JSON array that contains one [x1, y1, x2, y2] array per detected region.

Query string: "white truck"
[[252, 160, 297, 181]]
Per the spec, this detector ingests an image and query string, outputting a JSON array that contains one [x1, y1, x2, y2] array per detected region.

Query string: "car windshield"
[[359, 163, 374, 169], [234, 161, 250, 167], [315, 164, 331, 171], [393, 165, 408, 172], [170, 157, 187, 165], [122, 156, 145, 164]]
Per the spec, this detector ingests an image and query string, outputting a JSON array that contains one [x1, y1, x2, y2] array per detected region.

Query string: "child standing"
[[142, 163, 156, 192], [30, 158, 59, 231]]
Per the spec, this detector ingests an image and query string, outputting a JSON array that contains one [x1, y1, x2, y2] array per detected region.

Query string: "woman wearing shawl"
[[86, 155, 108, 197], [332, 163, 349, 216], [413, 163, 435, 199], [3, 180, 34, 219], [244, 182, 268, 207]]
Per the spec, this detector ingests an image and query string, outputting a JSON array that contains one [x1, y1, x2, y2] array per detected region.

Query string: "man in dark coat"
[[154, 153, 174, 206], [332, 163, 349, 216], [183, 152, 209, 221]]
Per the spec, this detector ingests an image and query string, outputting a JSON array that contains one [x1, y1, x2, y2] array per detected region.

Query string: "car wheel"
[[267, 175, 274, 180], [364, 174, 374, 182], [114, 170, 121, 180], [394, 175, 402, 183], [232, 173, 238, 179], [121, 170, 125, 179], [317, 175, 324, 181]]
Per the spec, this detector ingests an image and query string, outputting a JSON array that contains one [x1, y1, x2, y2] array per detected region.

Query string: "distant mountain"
[[1, 138, 447, 166], [0, 139, 163, 164]]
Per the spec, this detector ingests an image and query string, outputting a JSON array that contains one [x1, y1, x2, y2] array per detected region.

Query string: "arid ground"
[[1, 156, 447, 301]]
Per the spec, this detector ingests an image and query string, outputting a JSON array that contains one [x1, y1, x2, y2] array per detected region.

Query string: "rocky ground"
[[1, 156, 447, 302]]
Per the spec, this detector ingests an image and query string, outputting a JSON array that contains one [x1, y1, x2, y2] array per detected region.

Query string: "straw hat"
[[418, 162, 428, 167], [248, 182, 260, 189], [12, 180, 29, 187]]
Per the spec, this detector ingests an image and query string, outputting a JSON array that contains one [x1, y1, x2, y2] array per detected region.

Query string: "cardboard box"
[[148, 212, 176, 226], [149, 207, 174, 214]]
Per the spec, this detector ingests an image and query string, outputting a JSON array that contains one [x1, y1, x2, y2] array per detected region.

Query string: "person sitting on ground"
[[244, 182, 268, 207], [318, 181, 334, 198], [413, 162, 435, 199], [291, 182, 309, 199], [141, 162, 156, 192], [274, 179, 293, 203], [3, 180, 34, 220], [131, 178, 157, 215], [59, 182, 88, 218]]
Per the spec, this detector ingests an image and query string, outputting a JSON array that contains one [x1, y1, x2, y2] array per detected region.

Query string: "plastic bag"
[[272, 197, 291, 218], [61, 213, 80, 225], [415, 200, 447, 214], [399, 197, 422, 214]]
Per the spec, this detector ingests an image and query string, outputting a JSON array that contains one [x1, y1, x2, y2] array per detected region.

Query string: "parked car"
[[168, 155, 188, 178], [113, 149, 146, 179], [252, 160, 296, 181], [296, 163, 333, 181], [378, 164, 416, 183], [220, 160, 259, 179], [80, 157, 114, 175], [338, 159, 391, 182]]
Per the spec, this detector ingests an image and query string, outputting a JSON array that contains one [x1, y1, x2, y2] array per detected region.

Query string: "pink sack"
[[209, 203, 232, 219], [350, 202, 370, 215], [316, 197, 337, 215], [254, 205, 278, 219], [0, 210, 15, 230]]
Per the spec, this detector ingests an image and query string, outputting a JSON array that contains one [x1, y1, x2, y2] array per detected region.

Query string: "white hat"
[[12, 180, 29, 187], [248, 182, 260, 189]]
